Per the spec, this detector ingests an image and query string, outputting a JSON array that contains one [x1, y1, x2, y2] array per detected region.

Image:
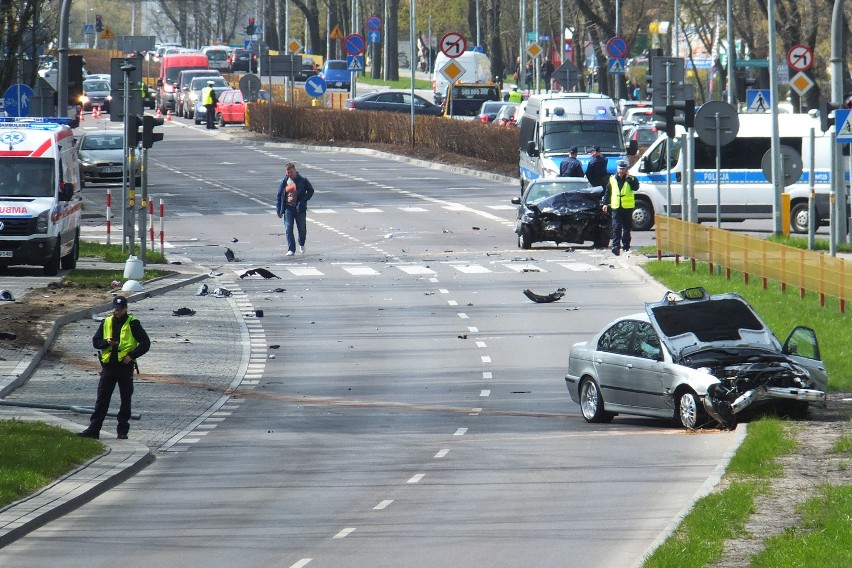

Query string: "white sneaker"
[[286, 250, 295, 256], [299, 245, 305, 254]]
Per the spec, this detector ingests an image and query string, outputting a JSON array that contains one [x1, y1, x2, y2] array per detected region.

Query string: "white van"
[[0, 117, 82, 275], [630, 112, 842, 232], [432, 48, 492, 104], [518, 93, 636, 191]]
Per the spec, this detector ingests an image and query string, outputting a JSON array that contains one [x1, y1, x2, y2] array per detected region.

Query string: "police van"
[[629, 112, 842, 231], [0, 117, 82, 275], [518, 93, 636, 191]]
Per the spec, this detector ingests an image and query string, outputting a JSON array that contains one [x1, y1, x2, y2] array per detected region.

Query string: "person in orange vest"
[[601, 160, 639, 256]]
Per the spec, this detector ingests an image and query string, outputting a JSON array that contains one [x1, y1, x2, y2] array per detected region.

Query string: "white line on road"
[[333, 528, 356, 539], [483, 371, 492, 379], [454, 428, 468, 436], [407, 473, 425, 483], [289, 559, 312, 568], [373, 500, 394, 510], [435, 449, 449, 458], [480, 389, 490, 396]]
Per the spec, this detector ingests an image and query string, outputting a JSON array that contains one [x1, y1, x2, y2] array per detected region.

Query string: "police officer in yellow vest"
[[507, 86, 523, 103], [78, 295, 150, 440], [201, 80, 218, 130], [602, 159, 639, 256]]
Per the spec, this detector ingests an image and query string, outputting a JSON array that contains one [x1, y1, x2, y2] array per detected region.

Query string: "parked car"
[[511, 177, 610, 249], [295, 60, 319, 81], [624, 107, 654, 124], [494, 102, 520, 127], [191, 78, 232, 124], [564, 287, 828, 430], [477, 100, 509, 123], [202, 46, 231, 71], [77, 130, 140, 187], [319, 60, 351, 89], [175, 69, 222, 118], [212, 89, 269, 126], [344, 90, 443, 116], [228, 48, 257, 73], [618, 100, 652, 119], [80, 79, 111, 113]]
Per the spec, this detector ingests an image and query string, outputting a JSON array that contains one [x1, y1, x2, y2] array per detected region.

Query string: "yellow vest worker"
[[602, 160, 639, 256], [508, 88, 523, 103]]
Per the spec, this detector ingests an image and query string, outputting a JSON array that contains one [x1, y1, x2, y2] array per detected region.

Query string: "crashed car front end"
[[519, 191, 608, 245]]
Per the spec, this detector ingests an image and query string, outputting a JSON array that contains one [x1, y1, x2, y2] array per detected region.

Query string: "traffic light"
[[246, 17, 256, 35], [664, 100, 696, 138], [142, 115, 164, 148], [95, 15, 103, 33], [126, 114, 142, 149], [818, 100, 839, 133]]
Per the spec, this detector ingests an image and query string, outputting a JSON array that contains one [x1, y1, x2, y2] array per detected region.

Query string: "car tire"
[[60, 231, 79, 270], [519, 226, 532, 249], [43, 239, 61, 276], [194, 115, 201, 125], [790, 201, 810, 234], [217, 113, 225, 128], [579, 378, 614, 423], [676, 389, 706, 430], [631, 197, 655, 231]]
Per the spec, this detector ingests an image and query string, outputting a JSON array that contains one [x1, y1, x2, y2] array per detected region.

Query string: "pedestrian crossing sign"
[[746, 89, 771, 113], [607, 58, 625, 75], [834, 109, 852, 143]]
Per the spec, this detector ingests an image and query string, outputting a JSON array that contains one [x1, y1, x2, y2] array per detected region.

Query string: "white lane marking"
[[476, 341, 487, 348], [374, 500, 394, 510], [333, 528, 356, 538], [174, 212, 203, 217], [222, 211, 250, 215], [399, 206, 428, 212], [285, 267, 324, 276], [468, 326, 479, 333], [458, 313, 469, 319], [407, 473, 425, 484], [342, 266, 380, 275], [310, 208, 337, 213], [480, 389, 491, 396], [435, 449, 449, 458], [429, 277, 439, 283], [559, 262, 601, 272], [504, 263, 544, 272], [439, 288, 449, 294], [481, 356, 491, 363], [454, 428, 468, 436], [448, 300, 458, 306], [289, 559, 312, 568], [487, 204, 517, 210], [470, 408, 482, 415], [396, 265, 436, 275], [452, 264, 491, 274], [482, 371, 492, 379], [354, 207, 383, 213]]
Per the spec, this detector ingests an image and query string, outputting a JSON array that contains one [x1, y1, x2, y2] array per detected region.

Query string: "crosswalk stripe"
[[451, 264, 492, 274], [342, 266, 380, 275], [396, 265, 436, 275], [504, 263, 545, 272], [558, 262, 601, 272], [285, 267, 324, 276]]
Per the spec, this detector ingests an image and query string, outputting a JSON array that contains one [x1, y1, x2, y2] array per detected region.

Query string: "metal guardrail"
[[655, 216, 850, 313]]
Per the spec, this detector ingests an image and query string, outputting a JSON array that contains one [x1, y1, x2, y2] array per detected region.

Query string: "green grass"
[[62, 268, 172, 287], [79, 241, 167, 264], [767, 233, 852, 253], [643, 418, 796, 568], [0, 420, 102, 507], [642, 259, 851, 391]]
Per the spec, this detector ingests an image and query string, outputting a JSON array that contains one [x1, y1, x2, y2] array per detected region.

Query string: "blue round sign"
[[304, 76, 328, 98], [344, 34, 366, 56], [3, 84, 36, 117], [366, 16, 382, 32], [606, 37, 629, 59]]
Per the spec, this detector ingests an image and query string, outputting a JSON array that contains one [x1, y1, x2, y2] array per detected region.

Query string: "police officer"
[[585, 145, 609, 188], [78, 295, 150, 439], [559, 147, 584, 177], [602, 160, 638, 256], [201, 80, 218, 130], [507, 86, 523, 103]]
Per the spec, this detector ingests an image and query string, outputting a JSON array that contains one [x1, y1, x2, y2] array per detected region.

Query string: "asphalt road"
[[0, 122, 738, 566]]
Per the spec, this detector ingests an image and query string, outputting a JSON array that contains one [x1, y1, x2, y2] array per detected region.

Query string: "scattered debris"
[[472, 226, 480, 230], [172, 307, 196, 316], [0, 332, 17, 340], [224, 247, 236, 262], [523, 288, 566, 303], [231, 237, 239, 243], [212, 287, 232, 298], [196, 283, 208, 296], [110, 280, 121, 287], [269, 345, 280, 349], [240, 268, 280, 279], [442, 229, 450, 234], [265, 288, 286, 293], [268, 354, 275, 359], [458, 333, 468, 339]]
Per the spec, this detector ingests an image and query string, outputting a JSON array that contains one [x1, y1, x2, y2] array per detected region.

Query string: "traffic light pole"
[[140, 148, 148, 263]]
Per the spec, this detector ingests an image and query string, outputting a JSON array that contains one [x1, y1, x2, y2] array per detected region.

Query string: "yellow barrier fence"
[[655, 215, 850, 313]]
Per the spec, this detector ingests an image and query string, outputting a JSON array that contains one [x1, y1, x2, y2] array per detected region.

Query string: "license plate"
[[333, 82, 343, 87], [0, 251, 13, 257], [101, 166, 122, 174]]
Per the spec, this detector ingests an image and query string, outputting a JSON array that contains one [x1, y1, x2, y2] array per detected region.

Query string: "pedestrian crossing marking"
[[354, 207, 383, 213], [488, 205, 517, 211], [396, 265, 436, 275], [175, 212, 204, 217], [311, 209, 337, 213], [223, 211, 250, 215], [504, 264, 545, 272], [399, 206, 428, 212], [558, 262, 601, 271], [286, 267, 324, 276], [342, 266, 380, 275], [451, 264, 491, 274]]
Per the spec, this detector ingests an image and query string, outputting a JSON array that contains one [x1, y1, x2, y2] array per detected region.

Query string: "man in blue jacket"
[[585, 145, 609, 188], [276, 162, 315, 256]]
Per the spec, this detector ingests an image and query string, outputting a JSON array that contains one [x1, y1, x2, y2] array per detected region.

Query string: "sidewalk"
[[0, 253, 259, 547]]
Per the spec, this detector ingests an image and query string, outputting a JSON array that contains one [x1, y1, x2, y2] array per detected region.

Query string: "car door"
[[782, 326, 828, 393], [620, 321, 669, 411], [592, 320, 636, 405]]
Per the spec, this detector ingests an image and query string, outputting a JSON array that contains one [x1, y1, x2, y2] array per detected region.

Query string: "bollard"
[[106, 188, 112, 245], [148, 199, 155, 251], [158, 199, 165, 255]]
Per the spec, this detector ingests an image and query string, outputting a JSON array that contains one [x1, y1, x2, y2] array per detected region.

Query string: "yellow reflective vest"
[[100, 315, 139, 364], [609, 175, 636, 209], [508, 90, 523, 103], [202, 86, 214, 105]]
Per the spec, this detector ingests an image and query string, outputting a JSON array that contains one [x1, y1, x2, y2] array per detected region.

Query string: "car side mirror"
[[156, 78, 163, 87], [526, 140, 539, 157], [627, 139, 639, 155], [59, 182, 74, 201], [511, 197, 521, 205]]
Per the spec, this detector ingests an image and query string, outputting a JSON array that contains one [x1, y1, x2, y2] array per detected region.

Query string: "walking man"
[[602, 160, 639, 256], [78, 295, 150, 440], [276, 162, 315, 256]]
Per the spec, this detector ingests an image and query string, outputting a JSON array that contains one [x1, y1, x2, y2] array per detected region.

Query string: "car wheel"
[[217, 113, 225, 128], [790, 201, 809, 234], [43, 238, 61, 276], [579, 378, 613, 423], [676, 390, 706, 430], [60, 231, 79, 270], [519, 226, 532, 249], [631, 197, 655, 231], [194, 115, 201, 125]]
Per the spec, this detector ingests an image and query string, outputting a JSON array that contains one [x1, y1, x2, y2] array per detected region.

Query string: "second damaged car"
[[564, 287, 827, 430], [512, 177, 610, 249]]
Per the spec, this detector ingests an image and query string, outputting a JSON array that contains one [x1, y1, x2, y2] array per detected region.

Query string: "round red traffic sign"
[[606, 36, 629, 59], [786, 44, 813, 72], [344, 33, 366, 56], [439, 32, 467, 59]]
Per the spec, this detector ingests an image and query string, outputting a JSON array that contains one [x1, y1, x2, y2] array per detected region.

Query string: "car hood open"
[[528, 187, 604, 216]]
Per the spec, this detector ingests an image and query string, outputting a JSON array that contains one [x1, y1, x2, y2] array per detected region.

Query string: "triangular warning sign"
[[330, 25, 344, 40], [748, 93, 768, 112], [839, 114, 852, 137]]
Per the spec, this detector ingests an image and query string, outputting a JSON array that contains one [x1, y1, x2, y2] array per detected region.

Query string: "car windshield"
[[524, 180, 594, 204], [0, 158, 55, 197], [82, 134, 123, 150], [327, 61, 347, 70], [83, 80, 110, 91], [206, 50, 228, 61], [542, 121, 625, 154], [480, 102, 505, 114], [191, 77, 228, 90]]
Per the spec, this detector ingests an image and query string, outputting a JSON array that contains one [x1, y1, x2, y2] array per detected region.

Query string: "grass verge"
[[0, 420, 102, 508], [79, 241, 167, 264], [62, 268, 172, 287]]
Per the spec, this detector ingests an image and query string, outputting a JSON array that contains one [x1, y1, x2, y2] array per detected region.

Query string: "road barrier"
[[655, 216, 850, 313]]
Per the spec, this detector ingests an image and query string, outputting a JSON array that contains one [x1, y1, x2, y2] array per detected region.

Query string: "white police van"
[[630, 112, 842, 231], [0, 117, 82, 274], [518, 93, 636, 192]]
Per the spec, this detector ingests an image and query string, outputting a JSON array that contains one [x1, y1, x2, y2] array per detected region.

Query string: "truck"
[[432, 48, 492, 105], [442, 82, 501, 120], [518, 93, 637, 192], [0, 117, 82, 275], [629, 112, 847, 232]]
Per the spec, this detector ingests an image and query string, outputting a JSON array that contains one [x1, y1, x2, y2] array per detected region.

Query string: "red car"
[[214, 89, 269, 126]]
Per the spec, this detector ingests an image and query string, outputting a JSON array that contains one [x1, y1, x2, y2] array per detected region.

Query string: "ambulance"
[[0, 117, 82, 275]]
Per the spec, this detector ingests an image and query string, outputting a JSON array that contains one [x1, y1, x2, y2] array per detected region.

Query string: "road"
[[0, 122, 738, 566]]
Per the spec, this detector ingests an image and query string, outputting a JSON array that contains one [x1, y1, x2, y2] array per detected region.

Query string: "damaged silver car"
[[564, 287, 827, 429]]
